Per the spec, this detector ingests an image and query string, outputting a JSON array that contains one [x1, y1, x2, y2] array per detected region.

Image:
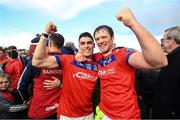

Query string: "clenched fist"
[[116, 7, 139, 28], [44, 22, 57, 34]]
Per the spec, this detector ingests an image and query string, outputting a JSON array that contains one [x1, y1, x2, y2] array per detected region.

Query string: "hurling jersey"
[[94, 47, 140, 119], [55, 55, 98, 117], [28, 52, 62, 118], [28, 67, 62, 118]]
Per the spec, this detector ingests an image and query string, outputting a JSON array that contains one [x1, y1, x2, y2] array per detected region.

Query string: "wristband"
[[41, 33, 49, 39]]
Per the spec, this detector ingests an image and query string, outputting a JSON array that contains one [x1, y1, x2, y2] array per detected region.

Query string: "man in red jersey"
[[17, 33, 64, 119], [76, 7, 168, 119], [32, 22, 98, 119]]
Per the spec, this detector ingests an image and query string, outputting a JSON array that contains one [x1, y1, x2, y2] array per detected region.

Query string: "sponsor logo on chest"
[[73, 72, 97, 81], [98, 67, 115, 76]]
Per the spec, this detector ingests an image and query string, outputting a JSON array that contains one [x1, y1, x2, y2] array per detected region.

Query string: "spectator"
[[61, 42, 78, 55], [0, 47, 8, 66], [0, 47, 8, 74], [2, 46, 24, 113], [152, 26, 180, 118], [136, 69, 160, 119], [7, 46, 27, 66], [64, 41, 78, 54], [0, 73, 28, 119]]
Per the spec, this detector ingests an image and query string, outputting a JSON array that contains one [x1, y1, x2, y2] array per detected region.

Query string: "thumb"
[[51, 76, 58, 80]]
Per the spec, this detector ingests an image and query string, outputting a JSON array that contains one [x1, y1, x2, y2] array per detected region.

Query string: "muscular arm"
[[32, 22, 59, 68], [116, 7, 167, 69], [129, 23, 167, 69]]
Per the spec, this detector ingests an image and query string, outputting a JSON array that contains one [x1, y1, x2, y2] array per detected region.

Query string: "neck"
[[103, 45, 115, 57], [169, 44, 180, 53], [85, 56, 93, 61], [48, 47, 60, 53]]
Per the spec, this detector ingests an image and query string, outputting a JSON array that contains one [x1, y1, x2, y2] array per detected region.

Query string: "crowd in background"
[[0, 7, 180, 120], [0, 34, 78, 119]]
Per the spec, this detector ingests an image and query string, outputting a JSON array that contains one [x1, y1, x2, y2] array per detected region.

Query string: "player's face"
[[0, 78, 10, 91], [94, 29, 114, 55], [79, 37, 95, 58]]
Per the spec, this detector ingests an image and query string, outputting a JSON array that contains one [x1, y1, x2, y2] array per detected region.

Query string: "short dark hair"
[[8, 45, 17, 50], [0, 46, 3, 51], [7, 50, 18, 59], [6, 46, 18, 59], [78, 32, 93, 42], [49, 33, 65, 49], [93, 25, 114, 39]]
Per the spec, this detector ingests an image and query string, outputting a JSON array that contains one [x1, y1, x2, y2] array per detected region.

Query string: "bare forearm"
[[34, 36, 46, 59], [32, 36, 47, 66]]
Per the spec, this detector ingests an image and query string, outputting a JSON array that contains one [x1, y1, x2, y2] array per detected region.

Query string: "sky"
[[0, 0, 180, 52]]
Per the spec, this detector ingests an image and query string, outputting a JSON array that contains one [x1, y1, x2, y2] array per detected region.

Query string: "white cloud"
[[114, 33, 162, 52], [0, 32, 33, 49], [0, 0, 104, 20], [114, 34, 141, 51]]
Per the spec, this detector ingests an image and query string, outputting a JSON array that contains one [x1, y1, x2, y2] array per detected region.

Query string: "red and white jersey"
[[28, 66, 62, 118], [55, 55, 98, 117], [94, 47, 140, 119]]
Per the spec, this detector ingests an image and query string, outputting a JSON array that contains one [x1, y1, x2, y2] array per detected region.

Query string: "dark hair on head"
[[8, 45, 17, 50], [7, 50, 18, 59], [93, 25, 114, 39], [0, 46, 3, 51], [3, 48, 8, 53], [78, 32, 93, 42], [49, 33, 65, 49], [6, 46, 18, 59]]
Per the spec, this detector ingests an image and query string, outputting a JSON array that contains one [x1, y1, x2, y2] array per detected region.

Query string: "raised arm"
[[116, 7, 168, 69], [32, 22, 59, 68]]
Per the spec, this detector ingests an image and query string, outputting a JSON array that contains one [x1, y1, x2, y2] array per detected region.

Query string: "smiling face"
[[94, 28, 114, 55], [79, 36, 95, 58]]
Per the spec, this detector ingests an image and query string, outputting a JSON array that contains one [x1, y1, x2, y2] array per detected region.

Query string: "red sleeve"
[[13, 61, 24, 89]]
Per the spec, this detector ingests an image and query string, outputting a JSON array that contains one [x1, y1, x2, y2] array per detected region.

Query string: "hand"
[[44, 22, 57, 34], [116, 7, 138, 27], [43, 76, 61, 90], [75, 52, 87, 62]]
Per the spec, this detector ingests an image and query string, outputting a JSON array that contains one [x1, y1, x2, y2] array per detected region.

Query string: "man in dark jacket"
[[152, 26, 180, 118], [136, 69, 159, 119]]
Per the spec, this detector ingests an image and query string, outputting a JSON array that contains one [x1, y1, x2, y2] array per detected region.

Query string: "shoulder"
[[113, 47, 136, 54], [93, 52, 103, 61], [58, 54, 74, 60]]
